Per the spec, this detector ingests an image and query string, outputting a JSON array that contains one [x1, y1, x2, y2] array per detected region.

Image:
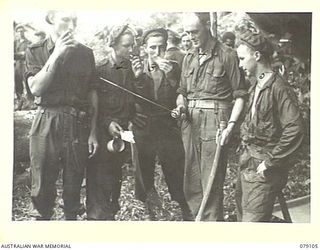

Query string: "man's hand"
[[130, 55, 143, 78], [256, 161, 267, 178], [108, 121, 123, 138], [52, 30, 78, 60], [171, 105, 186, 119], [88, 134, 99, 159], [156, 58, 173, 74], [217, 123, 233, 146]]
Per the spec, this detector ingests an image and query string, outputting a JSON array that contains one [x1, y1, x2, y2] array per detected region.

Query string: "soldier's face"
[[52, 12, 77, 37], [183, 15, 209, 49], [224, 38, 235, 48], [181, 35, 192, 50], [145, 36, 166, 59], [114, 33, 134, 60], [16, 28, 25, 39], [237, 44, 257, 77]]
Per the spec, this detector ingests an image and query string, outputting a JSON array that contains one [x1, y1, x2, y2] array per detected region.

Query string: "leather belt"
[[187, 99, 231, 109]]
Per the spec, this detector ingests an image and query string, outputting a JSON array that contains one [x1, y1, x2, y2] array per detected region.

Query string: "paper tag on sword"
[[120, 131, 135, 143]]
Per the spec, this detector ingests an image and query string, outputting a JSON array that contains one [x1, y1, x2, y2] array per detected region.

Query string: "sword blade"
[[99, 77, 172, 113]]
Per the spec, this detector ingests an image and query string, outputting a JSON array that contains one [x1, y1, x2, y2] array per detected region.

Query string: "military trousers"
[[235, 156, 288, 222], [29, 106, 88, 220], [133, 119, 187, 206], [86, 127, 127, 220], [181, 104, 231, 221]]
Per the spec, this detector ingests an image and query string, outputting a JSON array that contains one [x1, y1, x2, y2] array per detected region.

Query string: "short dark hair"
[[222, 32, 236, 42]]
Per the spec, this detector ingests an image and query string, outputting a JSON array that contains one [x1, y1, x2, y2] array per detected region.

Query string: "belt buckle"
[[188, 100, 196, 108]]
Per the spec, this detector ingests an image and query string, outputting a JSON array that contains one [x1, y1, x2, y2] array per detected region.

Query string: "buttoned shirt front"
[[177, 39, 246, 101], [96, 56, 136, 128]]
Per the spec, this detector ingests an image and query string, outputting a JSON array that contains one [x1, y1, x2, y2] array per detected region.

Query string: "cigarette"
[[167, 59, 178, 64]]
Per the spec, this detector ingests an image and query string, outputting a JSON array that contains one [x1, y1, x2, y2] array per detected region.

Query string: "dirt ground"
[[12, 143, 310, 222]]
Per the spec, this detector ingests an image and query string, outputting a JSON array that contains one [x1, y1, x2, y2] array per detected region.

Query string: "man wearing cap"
[[131, 28, 192, 220], [171, 12, 247, 221], [235, 28, 303, 222], [86, 24, 142, 220], [14, 24, 31, 110], [25, 11, 99, 220], [165, 29, 185, 69]]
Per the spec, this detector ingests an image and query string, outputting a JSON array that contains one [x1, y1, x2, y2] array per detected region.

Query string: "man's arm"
[[220, 97, 244, 145], [219, 51, 247, 145], [265, 85, 304, 168], [88, 89, 99, 158], [27, 51, 61, 96], [27, 31, 77, 96]]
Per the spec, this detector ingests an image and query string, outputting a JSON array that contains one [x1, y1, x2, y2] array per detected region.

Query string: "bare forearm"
[[27, 52, 61, 96], [227, 97, 244, 130]]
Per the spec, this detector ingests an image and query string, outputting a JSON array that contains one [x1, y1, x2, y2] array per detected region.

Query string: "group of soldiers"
[[23, 11, 304, 222]]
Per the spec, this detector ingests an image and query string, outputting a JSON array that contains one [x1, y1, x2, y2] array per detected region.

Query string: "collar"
[[188, 38, 218, 59], [257, 72, 276, 91]]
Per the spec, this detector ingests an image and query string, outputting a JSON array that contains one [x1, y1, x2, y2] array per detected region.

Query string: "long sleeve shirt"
[[240, 72, 304, 168]]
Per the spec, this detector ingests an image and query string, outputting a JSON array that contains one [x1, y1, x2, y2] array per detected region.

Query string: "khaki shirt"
[[177, 39, 246, 101]]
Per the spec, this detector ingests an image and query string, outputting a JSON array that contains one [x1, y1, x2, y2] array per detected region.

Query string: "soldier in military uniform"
[[86, 24, 142, 220], [171, 13, 247, 221], [235, 29, 304, 222], [131, 28, 192, 220], [25, 11, 99, 220], [14, 24, 31, 110]]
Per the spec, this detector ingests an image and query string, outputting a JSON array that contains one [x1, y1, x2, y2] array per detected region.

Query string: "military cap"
[[238, 29, 273, 57], [142, 28, 168, 45], [35, 31, 46, 37], [108, 24, 134, 47], [15, 24, 26, 32], [181, 32, 190, 39]]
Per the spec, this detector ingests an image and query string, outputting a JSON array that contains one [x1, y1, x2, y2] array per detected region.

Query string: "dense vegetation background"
[[13, 12, 311, 221]]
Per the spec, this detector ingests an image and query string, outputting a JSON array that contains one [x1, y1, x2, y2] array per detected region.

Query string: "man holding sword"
[[25, 11, 99, 220], [171, 12, 247, 221]]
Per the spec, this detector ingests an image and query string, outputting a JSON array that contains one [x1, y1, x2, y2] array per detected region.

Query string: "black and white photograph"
[[11, 10, 311, 224]]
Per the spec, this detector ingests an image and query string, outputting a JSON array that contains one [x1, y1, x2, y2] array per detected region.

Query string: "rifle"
[[195, 121, 227, 221]]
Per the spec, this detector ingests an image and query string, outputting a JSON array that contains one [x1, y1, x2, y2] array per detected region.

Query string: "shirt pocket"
[[205, 63, 226, 92]]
